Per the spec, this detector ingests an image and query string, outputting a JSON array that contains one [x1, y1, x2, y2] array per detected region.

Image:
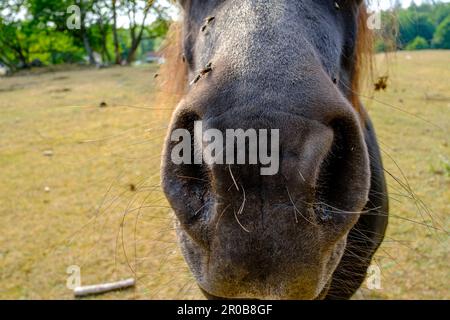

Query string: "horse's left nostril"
[[314, 119, 370, 228]]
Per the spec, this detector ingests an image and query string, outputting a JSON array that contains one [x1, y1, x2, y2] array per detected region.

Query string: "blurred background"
[[0, 0, 449, 299], [1, 0, 450, 71]]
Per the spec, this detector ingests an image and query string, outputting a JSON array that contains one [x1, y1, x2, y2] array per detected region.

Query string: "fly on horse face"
[[161, 0, 389, 300]]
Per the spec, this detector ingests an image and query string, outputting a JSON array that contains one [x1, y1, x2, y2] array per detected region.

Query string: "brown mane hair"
[[157, 3, 374, 114], [156, 22, 187, 101], [352, 4, 374, 114]]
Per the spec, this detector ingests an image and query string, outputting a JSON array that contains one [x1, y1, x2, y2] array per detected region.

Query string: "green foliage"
[[28, 0, 73, 30], [377, 2, 450, 52], [146, 17, 170, 41], [432, 17, 450, 49], [0, 19, 32, 67], [4, 1, 446, 68], [405, 36, 430, 50], [398, 12, 435, 47], [0, 0, 172, 69], [29, 29, 85, 64]]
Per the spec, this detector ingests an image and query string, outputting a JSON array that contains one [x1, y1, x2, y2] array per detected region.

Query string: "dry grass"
[[0, 50, 448, 300]]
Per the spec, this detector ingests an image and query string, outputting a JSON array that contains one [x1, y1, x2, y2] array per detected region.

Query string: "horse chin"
[[195, 263, 337, 300], [198, 281, 331, 300], [176, 225, 347, 301]]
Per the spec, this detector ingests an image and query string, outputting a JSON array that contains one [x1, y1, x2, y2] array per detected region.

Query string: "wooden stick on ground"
[[74, 278, 136, 298]]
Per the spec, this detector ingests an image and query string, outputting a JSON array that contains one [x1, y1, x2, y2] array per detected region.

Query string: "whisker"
[[228, 165, 240, 192], [342, 82, 443, 130], [286, 187, 317, 226], [234, 208, 250, 233]]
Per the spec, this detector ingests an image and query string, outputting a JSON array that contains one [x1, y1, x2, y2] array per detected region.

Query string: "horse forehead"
[[198, 2, 314, 49], [187, 0, 310, 24], [228, 0, 288, 23], [227, 0, 314, 24], [193, 1, 331, 49]]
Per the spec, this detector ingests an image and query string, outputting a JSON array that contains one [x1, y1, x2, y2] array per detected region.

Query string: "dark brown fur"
[[159, 1, 388, 300]]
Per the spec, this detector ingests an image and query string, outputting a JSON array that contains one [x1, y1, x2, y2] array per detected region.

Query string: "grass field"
[[0, 50, 448, 300]]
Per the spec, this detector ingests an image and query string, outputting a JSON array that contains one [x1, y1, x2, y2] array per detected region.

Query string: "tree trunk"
[[127, 27, 137, 64], [101, 32, 112, 63], [80, 2, 96, 65], [82, 30, 96, 65], [112, 0, 121, 65], [98, 19, 112, 63], [126, 7, 151, 64], [126, 29, 143, 64], [15, 45, 29, 68], [126, 41, 139, 64]]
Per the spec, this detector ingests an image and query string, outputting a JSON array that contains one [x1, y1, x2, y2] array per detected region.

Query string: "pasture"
[[0, 50, 448, 299]]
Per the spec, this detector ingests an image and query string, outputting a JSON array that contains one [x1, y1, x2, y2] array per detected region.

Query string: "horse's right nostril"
[[173, 114, 207, 191], [162, 111, 214, 245]]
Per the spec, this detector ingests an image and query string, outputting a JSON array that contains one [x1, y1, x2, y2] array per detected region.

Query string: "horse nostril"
[[162, 111, 212, 227], [315, 119, 370, 226]]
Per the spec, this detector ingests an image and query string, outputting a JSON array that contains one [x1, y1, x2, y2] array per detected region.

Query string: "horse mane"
[[156, 22, 187, 104], [352, 4, 374, 114], [157, 3, 374, 114]]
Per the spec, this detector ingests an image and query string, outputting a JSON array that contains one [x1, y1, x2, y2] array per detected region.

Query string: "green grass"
[[0, 51, 448, 300]]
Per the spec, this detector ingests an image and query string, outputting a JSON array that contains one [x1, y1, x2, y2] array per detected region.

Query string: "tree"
[[91, 0, 113, 63], [111, 0, 121, 64], [430, 3, 450, 26], [432, 17, 450, 49], [0, 0, 172, 69], [397, 11, 436, 48], [122, 0, 152, 63], [77, 0, 96, 65], [0, 1, 34, 69], [405, 36, 429, 50], [29, 0, 97, 65]]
